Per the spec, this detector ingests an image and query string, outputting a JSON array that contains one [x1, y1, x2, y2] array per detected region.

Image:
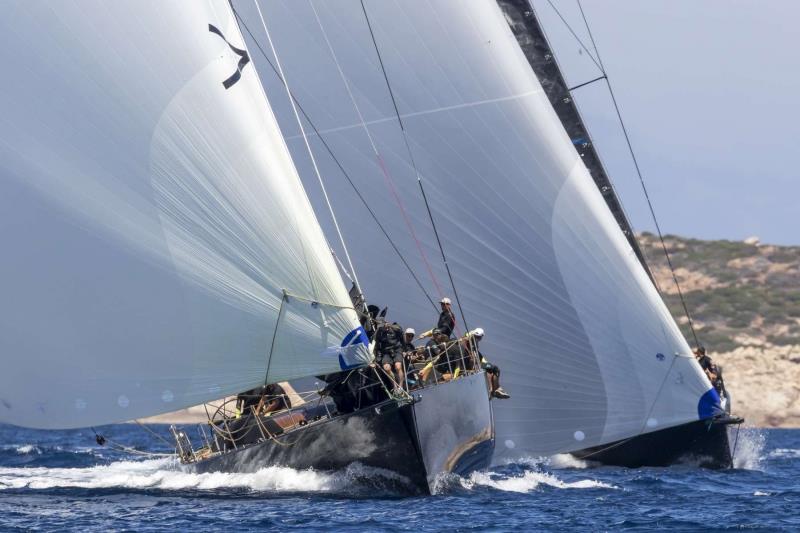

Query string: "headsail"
[[0, 1, 370, 429], [243, 0, 717, 456]]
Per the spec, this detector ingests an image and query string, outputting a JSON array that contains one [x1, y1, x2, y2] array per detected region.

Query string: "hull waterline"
[[571, 416, 743, 469], [185, 371, 495, 494]]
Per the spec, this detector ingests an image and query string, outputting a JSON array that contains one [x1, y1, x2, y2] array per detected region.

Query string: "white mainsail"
[[243, 0, 719, 456], [0, 1, 371, 429]]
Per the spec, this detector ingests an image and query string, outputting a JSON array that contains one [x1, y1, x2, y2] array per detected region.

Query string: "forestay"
[[243, 0, 718, 456], [0, 0, 370, 430]]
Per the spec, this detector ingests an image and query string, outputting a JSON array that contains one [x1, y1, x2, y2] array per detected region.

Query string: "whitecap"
[[0, 458, 411, 494], [0, 444, 43, 455], [461, 470, 616, 493], [767, 448, 800, 460]]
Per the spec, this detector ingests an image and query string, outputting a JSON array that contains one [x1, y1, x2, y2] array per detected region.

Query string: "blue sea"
[[0, 424, 797, 531]]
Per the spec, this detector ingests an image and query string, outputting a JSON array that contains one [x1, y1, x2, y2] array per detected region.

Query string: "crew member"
[[374, 320, 406, 389], [694, 346, 719, 383], [470, 328, 510, 399], [435, 297, 456, 338], [402, 328, 420, 387], [235, 382, 292, 416], [431, 334, 471, 381], [694, 346, 726, 398], [419, 333, 449, 382], [259, 382, 292, 414], [235, 386, 265, 416]]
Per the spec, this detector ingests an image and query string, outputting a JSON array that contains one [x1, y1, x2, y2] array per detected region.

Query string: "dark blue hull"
[[572, 417, 740, 468], [188, 371, 495, 494]]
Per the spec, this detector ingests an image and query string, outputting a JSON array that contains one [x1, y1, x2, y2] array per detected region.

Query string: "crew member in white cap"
[[402, 328, 417, 354], [470, 328, 510, 400], [401, 327, 421, 387], [434, 297, 456, 338]]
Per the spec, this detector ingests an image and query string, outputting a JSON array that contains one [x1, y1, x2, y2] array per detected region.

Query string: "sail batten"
[[0, 0, 370, 429]]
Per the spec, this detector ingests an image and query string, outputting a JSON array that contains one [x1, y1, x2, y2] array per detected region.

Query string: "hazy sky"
[[534, 0, 798, 245]]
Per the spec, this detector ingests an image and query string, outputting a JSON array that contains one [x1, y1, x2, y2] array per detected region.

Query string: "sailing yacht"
[[240, 0, 742, 468], [0, 0, 740, 486], [0, 1, 495, 494]]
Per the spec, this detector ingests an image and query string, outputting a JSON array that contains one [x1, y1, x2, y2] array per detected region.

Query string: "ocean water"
[[0, 424, 797, 531]]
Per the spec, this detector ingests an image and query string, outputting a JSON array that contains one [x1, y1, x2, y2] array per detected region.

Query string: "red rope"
[[376, 153, 445, 301]]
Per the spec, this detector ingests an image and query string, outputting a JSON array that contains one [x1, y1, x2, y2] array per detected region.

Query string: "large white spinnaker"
[[0, 1, 370, 429], [243, 0, 719, 456]]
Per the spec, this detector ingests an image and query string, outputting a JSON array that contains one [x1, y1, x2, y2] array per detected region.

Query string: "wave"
[[0, 444, 43, 455], [0, 452, 617, 497], [0, 457, 415, 496], [459, 469, 617, 493], [767, 448, 800, 460]]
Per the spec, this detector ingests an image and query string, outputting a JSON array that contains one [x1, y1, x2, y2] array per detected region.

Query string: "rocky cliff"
[[639, 233, 800, 427]]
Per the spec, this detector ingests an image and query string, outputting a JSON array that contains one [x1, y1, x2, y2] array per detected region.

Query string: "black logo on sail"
[[208, 24, 250, 89]]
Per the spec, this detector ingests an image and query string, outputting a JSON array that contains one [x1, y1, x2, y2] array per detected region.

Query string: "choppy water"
[[0, 424, 797, 531]]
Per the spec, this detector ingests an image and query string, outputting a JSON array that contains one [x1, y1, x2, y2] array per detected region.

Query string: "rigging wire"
[[574, 0, 700, 348], [90, 427, 174, 458], [544, 0, 602, 71], [229, 5, 436, 310], [541, 0, 699, 347], [533, 2, 663, 296], [252, 0, 363, 299], [308, 0, 447, 309], [359, 0, 469, 332]]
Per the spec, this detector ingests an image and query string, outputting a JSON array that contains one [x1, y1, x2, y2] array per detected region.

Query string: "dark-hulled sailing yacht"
[[497, 0, 743, 467], [238, 0, 744, 469], [0, 1, 495, 495], [0, 0, 741, 490], [174, 332, 495, 494]]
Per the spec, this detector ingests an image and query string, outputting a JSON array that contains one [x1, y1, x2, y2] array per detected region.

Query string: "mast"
[[497, 0, 656, 286]]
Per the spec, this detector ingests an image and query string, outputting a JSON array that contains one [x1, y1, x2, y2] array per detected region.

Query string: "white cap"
[[440, 297, 452, 305], [471, 327, 485, 338], [405, 328, 415, 336]]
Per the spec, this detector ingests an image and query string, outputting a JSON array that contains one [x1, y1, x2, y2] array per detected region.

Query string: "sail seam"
[[309, 0, 447, 307], [229, 5, 437, 311], [253, 0, 363, 301], [574, 0, 700, 347], [360, 0, 469, 332], [282, 90, 544, 141]]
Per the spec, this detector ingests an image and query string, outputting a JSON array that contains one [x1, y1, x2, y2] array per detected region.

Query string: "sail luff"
[[497, 0, 657, 287]]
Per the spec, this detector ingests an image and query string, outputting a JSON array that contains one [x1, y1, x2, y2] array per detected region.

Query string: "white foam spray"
[[460, 470, 617, 493], [0, 458, 408, 494], [731, 427, 765, 470]]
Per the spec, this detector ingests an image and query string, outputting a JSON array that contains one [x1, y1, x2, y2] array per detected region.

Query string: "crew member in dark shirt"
[[236, 385, 265, 416], [435, 297, 456, 338], [235, 383, 291, 416], [694, 346, 718, 383], [260, 382, 291, 414], [695, 346, 726, 397], [374, 320, 406, 388]]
